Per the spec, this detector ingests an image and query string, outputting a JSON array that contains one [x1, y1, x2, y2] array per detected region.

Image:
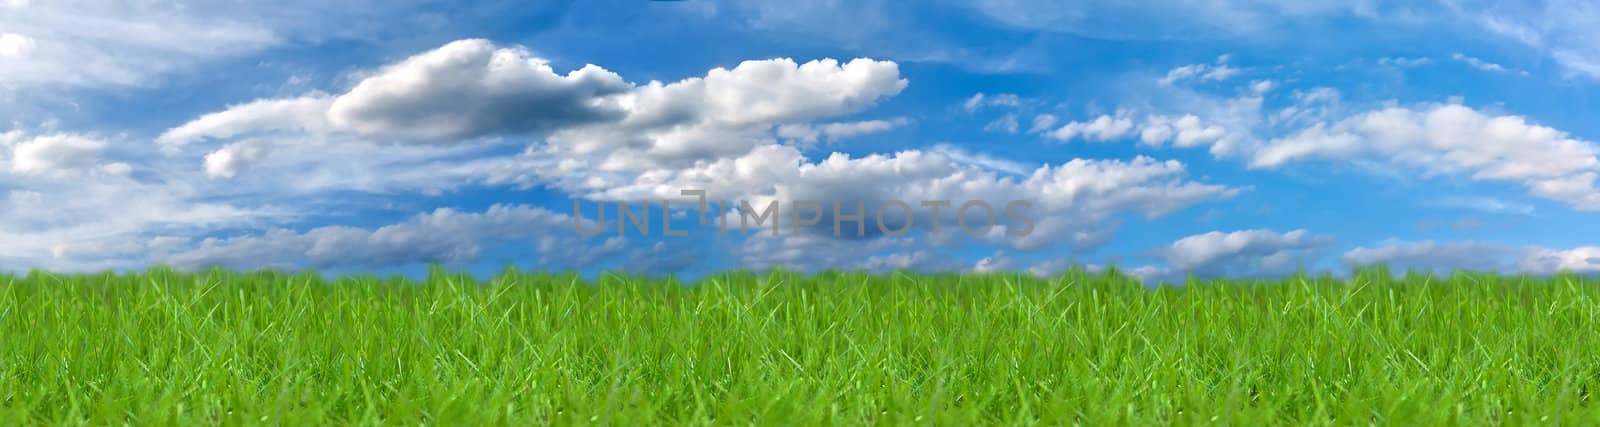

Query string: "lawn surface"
[[2, 268, 1598, 425]]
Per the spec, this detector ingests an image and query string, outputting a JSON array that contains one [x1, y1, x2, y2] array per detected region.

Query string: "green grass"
[[2, 267, 1598, 425]]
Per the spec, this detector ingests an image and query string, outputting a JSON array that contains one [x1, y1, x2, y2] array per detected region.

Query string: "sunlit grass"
[[2, 267, 1597, 425]]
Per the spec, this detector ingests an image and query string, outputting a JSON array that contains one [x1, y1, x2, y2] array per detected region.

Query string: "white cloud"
[[983, 113, 1021, 134], [736, 233, 958, 273], [1519, 246, 1600, 275], [1148, 229, 1332, 279], [962, 92, 1023, 112], [972, 250, 1016, 273], [203, 142, 271, 178], [512, 52, 906, 187], [1044, 114, 1136, 141], [1028, 114, 1059, 134], [1428, 196, 1535, 215], [1249, 79, 1275, 94], [1048, 112, 1236, 151], [1379, 57, 1433, 67], [1139, 114, 1230, 148], [0, 167, 271, 272], [1029, 260, 1170, 282], [164, 205, 623, 270], [0, 0, 461, 91], [1254, 104, 1600, 210], [1341, 240, 1520, 274], [325, 39, 632, 141], [1052, 73, 1600, 213], [927, 144, 1033, 176], [1027, 259, 1073, 277], [158, 96, 334, 147], [862, 250, 955, 272], [169, 39, 910, 190], [54, 38, 1240, 274], [1158, 55, 1242, 86], [134, 41, 937, 258], [9, 134, 107, 174], [1, 129, 275, 272], [595, 144, 1238, 252], [1464, 0, 1600, 79], [1451, 52, 1505, 72], [963, 93, 986, 111], [0, 33, 32, 58], [1343, 241, 1600, 276], [776, 118, 908, 146], [0, 1, 276, 89], [162, 39, 636, 145]]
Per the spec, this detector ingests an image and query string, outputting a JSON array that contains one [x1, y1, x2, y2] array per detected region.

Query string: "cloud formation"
[[1143, 229, 1332, 280], [593, 144, 1237, 251], [1343, 241, 1600, 276], [155, 39, 1238, 266], [164, 39, 909, 183], [1047, 77, 1600, 211], [1255, 104, 1600, 210], [165, 205, 624, 271]]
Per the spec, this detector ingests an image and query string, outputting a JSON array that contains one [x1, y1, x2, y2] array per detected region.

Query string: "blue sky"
[[2, 0, 1599, 281]]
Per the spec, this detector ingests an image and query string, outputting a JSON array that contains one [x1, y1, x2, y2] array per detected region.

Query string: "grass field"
[[2, 267, 1598, 425]]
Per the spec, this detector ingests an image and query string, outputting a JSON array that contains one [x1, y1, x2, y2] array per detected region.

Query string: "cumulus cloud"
[[535, 55, 907, 173], [9, 39, 918, 272], [159, 38, 636, 144], [1045, 111, 1240, 154], [53, 38, 1238, 274], [191, 42, 1234, 258], [203, 142, 271, 178], [8, 134, 108, 174], [1138, 114, 1231, 147], [1044, 114, 1136, 141], [1044, 78, 1261, 155], [325, 39, 632, 140], [1146, 229, 1333, 280], [1519, 246, 1600, 275], [166, 39, 909, 188]]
